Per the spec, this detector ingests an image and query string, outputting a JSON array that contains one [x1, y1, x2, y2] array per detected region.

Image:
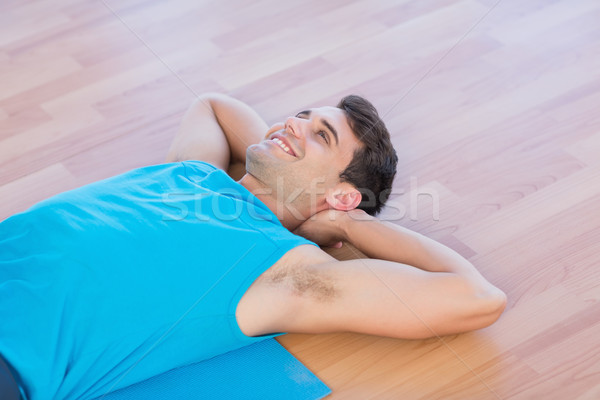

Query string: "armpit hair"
[[264, 262, 337, 302]]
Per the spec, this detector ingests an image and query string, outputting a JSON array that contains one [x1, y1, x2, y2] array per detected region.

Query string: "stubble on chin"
[[245, 145, 274, 185], [246, 144, 331, 211]]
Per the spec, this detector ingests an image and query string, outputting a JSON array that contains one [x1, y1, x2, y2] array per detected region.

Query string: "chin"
[[245, 151, 274, 184]]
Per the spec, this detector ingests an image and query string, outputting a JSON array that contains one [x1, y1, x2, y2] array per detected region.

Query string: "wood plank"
[[454, 168, 600, 253], [1, 0, 599, 398], [0, 163, 78, 221]]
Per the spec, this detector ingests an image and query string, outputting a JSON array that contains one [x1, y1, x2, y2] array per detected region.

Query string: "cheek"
[[308, 153, 344, 182], [331, 149, 352, 170], [307, 145, 347, 174], [338, 146, 359, 171]]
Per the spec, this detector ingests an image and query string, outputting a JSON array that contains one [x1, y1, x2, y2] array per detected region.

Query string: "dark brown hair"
[[337, 95, 398, 215]]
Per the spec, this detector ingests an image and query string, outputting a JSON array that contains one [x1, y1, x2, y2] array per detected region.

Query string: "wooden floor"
[[2, 0, 599, 398]]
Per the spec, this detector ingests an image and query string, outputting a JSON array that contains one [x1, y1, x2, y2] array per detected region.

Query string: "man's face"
[[246, 106, 362, 213]]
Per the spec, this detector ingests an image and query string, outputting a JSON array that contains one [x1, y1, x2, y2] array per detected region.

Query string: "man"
[[0, 94, 506, 400]]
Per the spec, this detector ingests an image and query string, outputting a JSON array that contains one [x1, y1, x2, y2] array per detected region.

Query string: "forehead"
[[308, 106, 348, 127], [306, 106, 356, 141]]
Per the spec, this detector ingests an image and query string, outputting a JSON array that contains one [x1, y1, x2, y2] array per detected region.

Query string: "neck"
[[238, 173, 318, 231]]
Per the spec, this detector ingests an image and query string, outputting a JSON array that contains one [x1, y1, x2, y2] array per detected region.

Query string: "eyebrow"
[[296, 110, 339, 146]]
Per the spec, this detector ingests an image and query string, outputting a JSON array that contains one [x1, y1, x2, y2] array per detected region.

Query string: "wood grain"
[[1, 0, 599, 398]]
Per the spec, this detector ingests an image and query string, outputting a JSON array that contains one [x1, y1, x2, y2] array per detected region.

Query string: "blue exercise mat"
[[95, 339, 331, 400]]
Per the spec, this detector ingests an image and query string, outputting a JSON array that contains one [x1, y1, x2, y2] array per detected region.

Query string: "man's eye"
[[317, 131, 329, 144]]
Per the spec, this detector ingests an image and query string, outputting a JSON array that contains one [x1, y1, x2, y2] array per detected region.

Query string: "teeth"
[[272, 138, 292, 155]]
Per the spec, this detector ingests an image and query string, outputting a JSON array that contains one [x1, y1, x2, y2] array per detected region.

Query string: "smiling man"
[[0, 93, 506, 400], [242, 107, 365, 228]]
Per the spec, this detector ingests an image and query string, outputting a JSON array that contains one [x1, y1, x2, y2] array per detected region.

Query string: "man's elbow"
[[423, 282, 507, 339], [474, 286, 507, 330]]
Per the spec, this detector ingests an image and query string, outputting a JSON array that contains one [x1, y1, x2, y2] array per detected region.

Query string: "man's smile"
[[269, 134, 297, 157]]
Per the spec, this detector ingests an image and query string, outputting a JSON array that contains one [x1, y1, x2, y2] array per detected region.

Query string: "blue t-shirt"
[[0, 161, 315, 400]]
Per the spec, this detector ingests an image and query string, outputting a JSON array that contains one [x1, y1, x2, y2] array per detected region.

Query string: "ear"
[[325, 182, 362, 211], [264, 123, 284, 139]]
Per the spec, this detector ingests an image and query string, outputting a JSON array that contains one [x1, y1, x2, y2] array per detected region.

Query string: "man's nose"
[[284, 117, 304, 139]]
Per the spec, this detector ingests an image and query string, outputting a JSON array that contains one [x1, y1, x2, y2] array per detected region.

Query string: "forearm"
[[206, 94, 268, 164], [340, 212, 489, 284], [166, 93, 269, 177]]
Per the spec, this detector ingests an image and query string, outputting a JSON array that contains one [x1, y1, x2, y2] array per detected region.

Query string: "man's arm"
[[284, 210, 507, 339], [166, 93, 268, 178]]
